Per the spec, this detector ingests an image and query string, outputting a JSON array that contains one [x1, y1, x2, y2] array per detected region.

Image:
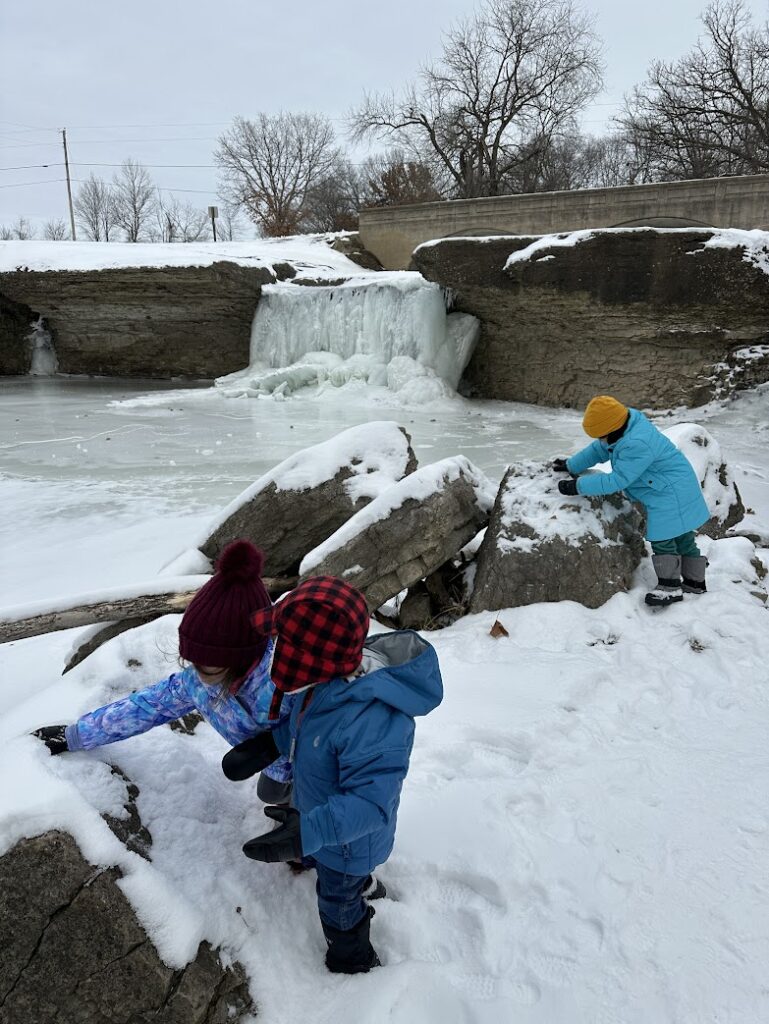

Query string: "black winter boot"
[[645, 554, 684, 607], [681, 555, 707, 594], [322, 906, 381, 974], [362, 874, 387, 901]]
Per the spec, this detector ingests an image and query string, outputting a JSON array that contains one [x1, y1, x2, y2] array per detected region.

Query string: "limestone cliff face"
[[0, 261, 277, 378], [413, 230, 769, 409]]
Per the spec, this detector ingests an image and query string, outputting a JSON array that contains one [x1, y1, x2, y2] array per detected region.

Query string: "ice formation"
[[27, 317, 58, 376], [215, 273, 479, 400]]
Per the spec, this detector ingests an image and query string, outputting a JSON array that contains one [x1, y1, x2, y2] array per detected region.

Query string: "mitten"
[[243, 806, 303, 863], [33, 725, 69, 755], [222, 731, 280, 781], [558, 478, 579, 496], [552, 457, 570, 473]]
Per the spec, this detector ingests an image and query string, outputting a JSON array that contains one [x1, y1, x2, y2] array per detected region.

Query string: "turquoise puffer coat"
[[273, 631, 443, 876], [566, 409, 710, 541]]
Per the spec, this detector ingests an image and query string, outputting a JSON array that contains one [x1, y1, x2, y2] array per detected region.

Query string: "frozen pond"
[[1, 376, 767, 606]]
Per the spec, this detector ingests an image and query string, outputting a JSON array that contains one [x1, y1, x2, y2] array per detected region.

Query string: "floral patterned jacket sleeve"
[[64, 644, 295, 783], [65, 672, 197, 752]]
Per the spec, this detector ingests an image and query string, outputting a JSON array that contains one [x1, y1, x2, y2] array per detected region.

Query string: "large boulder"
[[0, 830, 251, 1024], [662, 422, 745, 538], [300, 456, 496, 609], [198, 421, 417, 575], [470, 462, 646, 612], [413, 229, 769, 409]]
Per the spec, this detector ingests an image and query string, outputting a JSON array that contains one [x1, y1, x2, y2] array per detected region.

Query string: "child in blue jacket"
[[554, 395, 710, 607], [33, 540, 295, 803], [221, 576, 444, 974]]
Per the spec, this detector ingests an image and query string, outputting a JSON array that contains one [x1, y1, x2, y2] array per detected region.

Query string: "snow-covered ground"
[[1, 377, 768, 1023], [0, 235, 369, 278]]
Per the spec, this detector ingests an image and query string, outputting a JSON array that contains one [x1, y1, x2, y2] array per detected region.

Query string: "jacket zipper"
[[289, 689, 315, 764]]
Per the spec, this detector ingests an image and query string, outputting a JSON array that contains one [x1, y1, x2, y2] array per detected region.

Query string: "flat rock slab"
[[301, 456, 496, 609], [470, 462, 646, 611], [0, 263, 277, 377], [199, 421, 417, 575], [413, 230, 769, 409], [0, 831, 251, 1024]]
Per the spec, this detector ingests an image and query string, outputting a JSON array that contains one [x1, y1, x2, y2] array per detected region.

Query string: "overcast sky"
[[1, 0, 766, 229]]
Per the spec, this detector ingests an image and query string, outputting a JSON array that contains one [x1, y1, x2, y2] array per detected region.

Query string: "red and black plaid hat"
[[252, 576, 369, 695]]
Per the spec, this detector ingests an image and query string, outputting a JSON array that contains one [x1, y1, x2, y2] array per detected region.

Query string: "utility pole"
[[61, 129, 76, 240], [208, 205, 218, 242]]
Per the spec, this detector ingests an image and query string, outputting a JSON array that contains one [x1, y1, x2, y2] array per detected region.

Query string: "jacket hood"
[[322, 630, 443, 717]]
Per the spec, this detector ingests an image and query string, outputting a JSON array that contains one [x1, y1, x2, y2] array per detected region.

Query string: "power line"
[[0, 179, 66, 189], [0, 136, 218, 150], [72, 162, 216, 169], [0, 164, 63, 171]]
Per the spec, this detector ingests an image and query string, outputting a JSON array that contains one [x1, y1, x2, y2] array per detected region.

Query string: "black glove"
[[558, 478, 579, 496], [33, 725, 69, 755], [552, 457, 570, 473], [222, 731, 280, 781], [243, 806, 303, 863]]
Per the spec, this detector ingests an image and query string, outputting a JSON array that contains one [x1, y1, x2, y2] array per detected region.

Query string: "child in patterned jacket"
[[33, 540, 295, 804]]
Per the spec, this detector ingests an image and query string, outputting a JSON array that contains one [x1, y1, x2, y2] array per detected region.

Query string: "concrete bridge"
[[358, 173, 769, 269]]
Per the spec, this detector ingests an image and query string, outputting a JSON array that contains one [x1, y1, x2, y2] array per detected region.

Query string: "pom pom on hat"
[[179, 539, 271, 671], [215, 539, 264, 581], [582, 396, 629, 438]]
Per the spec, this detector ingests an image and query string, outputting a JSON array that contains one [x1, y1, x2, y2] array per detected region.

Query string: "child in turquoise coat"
[[554, 395, 710, 606]]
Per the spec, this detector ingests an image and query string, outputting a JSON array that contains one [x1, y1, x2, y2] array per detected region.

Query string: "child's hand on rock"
[[558, 478, 579, 496]]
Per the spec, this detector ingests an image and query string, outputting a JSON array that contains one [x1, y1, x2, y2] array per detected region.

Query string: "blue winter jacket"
[[566, 408, 710, 542], [273, 630, 443, 876], [65, 643, 296, 783]]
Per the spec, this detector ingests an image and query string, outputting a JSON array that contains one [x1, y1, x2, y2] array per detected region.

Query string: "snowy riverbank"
[[1, 379, 768, 1022]]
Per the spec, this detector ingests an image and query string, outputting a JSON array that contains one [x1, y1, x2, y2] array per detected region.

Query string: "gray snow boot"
[[681, 555, 707, 594], [645, 554, 684, 607]]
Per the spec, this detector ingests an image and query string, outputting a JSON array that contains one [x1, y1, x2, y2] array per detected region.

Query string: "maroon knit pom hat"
[[178, 540, 271, 670]]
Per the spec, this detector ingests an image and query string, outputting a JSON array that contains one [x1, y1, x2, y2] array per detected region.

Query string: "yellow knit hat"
[[582, 396, 629, 438]]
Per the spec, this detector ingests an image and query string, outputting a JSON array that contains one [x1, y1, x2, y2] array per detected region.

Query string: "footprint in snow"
[[530, 952, 581, 988], [436, 871, 508, 913]]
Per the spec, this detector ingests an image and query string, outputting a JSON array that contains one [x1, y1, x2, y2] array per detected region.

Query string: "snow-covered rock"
[[470, 461, 646, 611], [663, 423, 745, 538], [0, 830, 251, 1023], [198, 421, 417, 574], [300, 456, 496, 609]]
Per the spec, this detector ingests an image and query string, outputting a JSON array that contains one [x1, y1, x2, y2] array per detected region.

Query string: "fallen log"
[[0, 574, 297, 645], [63, 616, 158, 674]]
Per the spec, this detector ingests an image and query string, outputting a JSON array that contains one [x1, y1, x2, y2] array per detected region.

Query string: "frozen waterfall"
[[215, 273, 479, 401], [27, 317, 58, 376]]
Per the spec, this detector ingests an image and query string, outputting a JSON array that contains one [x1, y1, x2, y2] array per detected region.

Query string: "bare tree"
[[74, 174, 121, 240], [0, 224, 15, 240], [350, 0, 603, 198], [153, 193, 211, 242], [113, 159, 156, 241], [359, 149, 443, 207], [303, 157, 362, 231], [216, 113, 339, 236], [5, 216, 34, 240], [43, 218, 69, 240], [215, 202, 245, 241], [619, 0, 769, 180]]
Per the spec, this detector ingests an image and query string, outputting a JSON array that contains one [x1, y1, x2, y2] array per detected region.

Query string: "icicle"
[[27, 317, 58, 376]]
